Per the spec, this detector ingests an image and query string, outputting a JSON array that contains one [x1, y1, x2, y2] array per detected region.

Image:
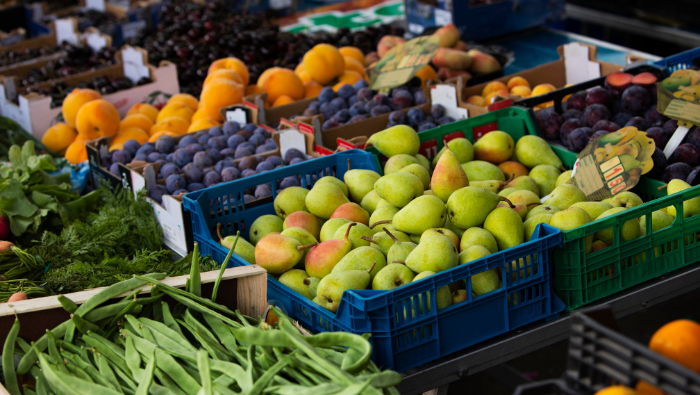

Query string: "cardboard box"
[[0, 45, 179, 139]]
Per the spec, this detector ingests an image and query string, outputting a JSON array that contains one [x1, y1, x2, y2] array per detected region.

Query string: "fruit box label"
[[658, 69, 700, 128], [370, 36, 439, 91], [573, 126, 655, 199]]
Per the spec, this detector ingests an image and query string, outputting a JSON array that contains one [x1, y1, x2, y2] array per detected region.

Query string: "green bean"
[[154, 348, 201, 394], [86, 332, 125, 358], [71, 352, 114, 389], [125, 336, 143, 379], [267, 383, 345, 395], [47, 330, 70, 375], [212, 233, 239, 303], [17, 320, 69, 374], [22, 388, 36, 395], [16, 337, 30, 354], [110, 360, 138, 391], [202, 313, 238, 354], [84, 299, 132, 323], [74, 273, 167, 317], [138, 317, 196, 352], [196, 349, 212, 395], [29, 365, 48, 395], [231, 327, 293, 348], [160, 302, 183, 337], [108, 300, 139, 329], [34, 344, 82, 395], [135, 349, 155, 395], [72, 314, 106, 336], [120, 289, 141, 303], [326, 380, 370, 395], [249, 352, 294, 395], [35, 372, 49, 395], [64, 321, 76, 344], [57, 295, 79, 314], [141, 322, 197, 358], [190, 243, 201, 297], [356, 371, 401, 388], [3, 317, 20, 395], [83, 335, 129, 374], [97, 351, 124, 393], [212, 382, 238, 395], [183, 310, 222, 351], [213, 374, 235, 388], [125, 315, 144, 336], [176, 319, 229, 361], [154, 369, 187, 395], [140, 303, 153, 319], [65, 363, 94, 382], [134, 276, 235, 318]]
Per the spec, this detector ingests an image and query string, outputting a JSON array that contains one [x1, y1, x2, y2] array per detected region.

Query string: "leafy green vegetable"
[[0, 141, 100, 238]]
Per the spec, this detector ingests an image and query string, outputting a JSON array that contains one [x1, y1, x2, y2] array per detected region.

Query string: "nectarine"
[[62, 89, 101, 128], [75, 99, 120, 140]]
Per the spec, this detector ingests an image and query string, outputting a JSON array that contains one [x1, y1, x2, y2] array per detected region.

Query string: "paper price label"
[[55, 19, 79, 45], [370, 36, 440, 91], [226, 109, 248, 126], [279, 129, 307, 159], [430, 84, 468, 121], [564, 43, 601, 85]]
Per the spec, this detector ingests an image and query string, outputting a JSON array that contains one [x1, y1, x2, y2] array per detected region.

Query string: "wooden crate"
[[0, 265, 268, 344]]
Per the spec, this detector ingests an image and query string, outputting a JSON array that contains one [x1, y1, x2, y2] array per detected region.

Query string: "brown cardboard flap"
[[556, 42, 601, 62]]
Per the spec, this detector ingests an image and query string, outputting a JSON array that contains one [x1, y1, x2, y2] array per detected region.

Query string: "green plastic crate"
[[371, 107, 700, 312]]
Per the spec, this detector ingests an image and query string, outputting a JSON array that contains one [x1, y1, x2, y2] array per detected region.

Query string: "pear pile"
[[216, 124, 699, 314]]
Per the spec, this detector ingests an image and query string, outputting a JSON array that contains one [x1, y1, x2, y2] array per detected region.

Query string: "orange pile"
[[465, 77, 557, 108]]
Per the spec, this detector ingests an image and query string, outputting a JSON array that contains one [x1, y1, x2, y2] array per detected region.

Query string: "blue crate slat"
[[183, 149, 565, 372], [654, 46, 700, 73]]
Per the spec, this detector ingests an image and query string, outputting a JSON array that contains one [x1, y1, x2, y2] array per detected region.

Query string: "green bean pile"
[[1, 240, 401, 395]]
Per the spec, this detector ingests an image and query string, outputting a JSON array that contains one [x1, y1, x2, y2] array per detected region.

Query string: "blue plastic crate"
[[653, 46, 700, 73], [183, 149, 566, 372]]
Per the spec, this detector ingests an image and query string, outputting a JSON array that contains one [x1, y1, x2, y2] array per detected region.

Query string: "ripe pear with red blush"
[[305, 223, 357, 278], [330, 202, 370, 225], [255, 234, 315, 275], [431, 144, 470, 203]]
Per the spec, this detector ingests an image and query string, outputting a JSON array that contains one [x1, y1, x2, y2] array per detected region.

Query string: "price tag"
[[85, 0, 106, 12], [226, 108, 248, 126], [55, 19, 79, 45], [663, 125, 691, 159], [85, 31, 108, 52], [564, 43, 601, 85], [122, 47, 150, 84], [430, 84, 468, 121], [370, 36, 440, 91], [279, 129, 307, 159], [434, 9, 452, 26]]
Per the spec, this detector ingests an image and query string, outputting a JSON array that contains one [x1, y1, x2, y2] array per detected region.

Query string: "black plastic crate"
[[514, 380, 579, 395]]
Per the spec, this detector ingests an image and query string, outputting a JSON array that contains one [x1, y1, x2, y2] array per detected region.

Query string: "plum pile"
[[128, 0, 402, 96], [387, 104, 453, 132], [16, 44, 118, 87], [0, 45, 64, 68], [293, 80, 441, 131], [28, 74, 151, 108], [104, 121, 309, 204]]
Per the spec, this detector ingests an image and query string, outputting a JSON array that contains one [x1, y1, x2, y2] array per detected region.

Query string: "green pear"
[[470, 180, 506, 193], [254, 234, 303, 274], [303, 277, 320, 297], [360, 190, 382, 214], [400, 163, 431, 189], [320, 218, 351, 242], [529, 165, 560, 197], [640, 210, 674, 236], [498, 187, 518, 197], [421, 228, 459, 248], [453, 289, 468, 304], [460, 227, 498, 254], [306, 183, 350, 219], [305, 223, 355, 278], [432, 137, 474, 165], [371, 263, 415, 290], [218, 225, 256, 264], [473, 131, 514, 164], [555, 170, 573, 187], [497, 201, 528, 220], [550, 207, 593, 252], [415, 154, 431, 171], [384, 154, 419, 174], [315, 176, 348, 197], [384, 228, 418, 264], [333, 222, 373, 249], [333, 246, 386, 281], [249, 215, 283, 245], [344, 169, 381, 203], [279, 269, 313, 299], [459, 245, 500, 295], [523, 213, 553, 241], [274, 187, 309, 218], [606, 191, 643, 208], [545, 185, 587, 210], [447, 187, 507, 229], [369, 204, 400, 234], [444, 215, 464, 239], [283, 211, 321, 240], [413, 271, 436, 281], [431, 148, 470, 202], [393, 195, 447, 235], [571, 201, 613, 220], [484, 207, 524, 250], [461, 161, 505, 181], [316, 265, 373, 312], [280, 227, 317, 263], [507, 190, 540, 213], [410, 234, 421, 244], [526, 204, 560, 220], [667, 179, 700, 218], [374, 172, 424, 208], [458, 245, 491, 265], [505, 176, 540, 197], [404, 235, 458, 273], [411, 271, 453, 311], [362, 228, 411, 255], [367, 125, 420, 157], [594, 207, 640, 245], [514, 135, 563, 169]]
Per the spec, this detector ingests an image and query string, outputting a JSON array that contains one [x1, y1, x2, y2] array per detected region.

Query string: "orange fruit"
[[304, 80, 323, 99], [42, 123, 77, 154], [594, 386, 638, 395], [262, 68, 305, 104], [294, 63, 312, 84], [110, 127, 149, 149], [507, 76, 530, 90], [246, 84, 264, 96], [333, 70, 364, 91], [167, 93, 199, 112], [635, 381, 665, 395], [339, 46, 365, 66], [127, 103, 159, 122], [148, 131, 178, 142], [156, 102, 194, 123], [199, 79, 244, 121], [531, 83, 556, 96], [649, 319, 700, 372], [187, 117, 220, 133], [465, 95, 486, 106], [343, 57, 367, 78], [208, 57, 249, 86], [482, 81, 508, 97], [204, 69, 243, 87], [151, 117, 190, 136], [303, 44, 345, 85], [120, 113, 154, 134], [272, 95, 295, 107], [510, 85, 532, 98], [62, 89, 101, 128], [414, 65, 438, 88], [258, 67, 283, 88], [75, 99, 120, 140], [65, 137, 89, 164]]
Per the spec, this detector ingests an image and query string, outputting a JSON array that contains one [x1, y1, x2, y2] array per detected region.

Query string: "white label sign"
[[122, 47, 150, 84], [663, 125, 691, 159], [226, 109, 248, 126], [431, 84, 468, 120], [55, 19, 79, 45], [279, 129, 307, 159], [564, 43, 601, 85], [85, 0, 106, 12], [434, 9, 453, 26], [84, 32, 108, 52]]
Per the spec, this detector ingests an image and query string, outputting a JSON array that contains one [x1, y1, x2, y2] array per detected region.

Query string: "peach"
[[208, 57, 249, 86], [303, 44, 345, 85], [414, 65, 438, 87], [127, 103, 159, 122], [263, 68, 305, 104], [110, 127, 149, 149], [507, 76, 530, 90], [483, 90, 509, 104], [65, 137, 88, 164], [151, 117, 189, 136], [437, 68, 471, 81], [187, 117, 220, 133], [168, 93, 199, 112], [62, 89, 101, 128], [75, 99, 120, 140], [197, 105, 226, 123], [333, 70, 365, 91], [272, 95, 295, 107], [339, 46, 365, 66], [466, 95, 486, 106], [157, 102, 194, 123], [365, 51, 380, 65], [531, 83, 556, 96], [42, 123, 77, 154], [432, 47, 472, 70], [467, 49, 501, 74], [510, 85, 532, 98], [200, 78, 244, 121], [482, 81, 508, 97], [432, 24, 460, 48], [259, 67, 284, 88], [293, 64, 311, 84], [343, 57, 367, 78], [452, 41, 468, 51], [204, 69, 243, 87], [304, 80, 323, 98], [246, 84, 264, 96], [148, 131, 178, 142], [191, 109, 213, 123], [377, 35, 406, 58], [119, 113, 154, 134]]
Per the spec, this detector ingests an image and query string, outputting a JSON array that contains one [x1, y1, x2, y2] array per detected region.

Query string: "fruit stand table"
[[396, 261, 700, 395]]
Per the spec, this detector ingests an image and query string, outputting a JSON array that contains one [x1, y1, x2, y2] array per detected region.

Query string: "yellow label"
[[662, 99, 700, 125]]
